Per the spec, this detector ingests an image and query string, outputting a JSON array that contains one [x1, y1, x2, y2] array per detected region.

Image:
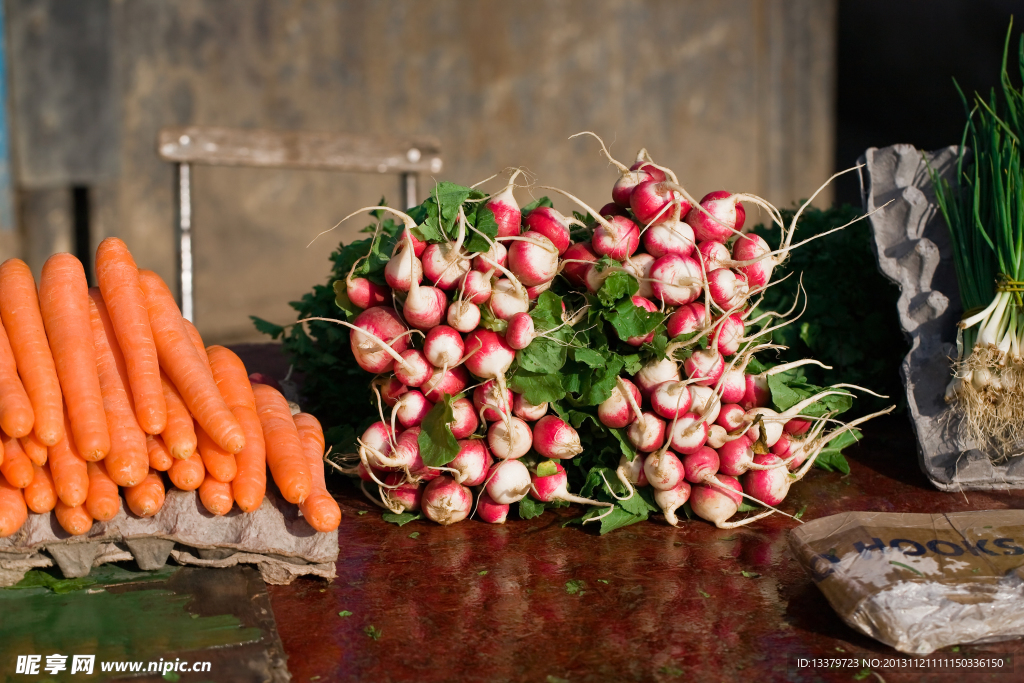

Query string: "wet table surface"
[[232, 344, 1024, 683]]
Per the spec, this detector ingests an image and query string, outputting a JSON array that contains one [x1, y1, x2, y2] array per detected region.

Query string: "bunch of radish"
[[0, 239, 341, 540], [330, 133, 890, 532]]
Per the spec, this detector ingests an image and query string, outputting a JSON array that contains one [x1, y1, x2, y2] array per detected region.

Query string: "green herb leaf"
[[697, 588, 710, 598], [418, 394, 460, 466], [518, 496, 547, 520], [382, 512, 422, 526], [364, 625, 383, 641], [357, 510, 368, 515], [522, 196, 554, 213], [740, 571, 761, 579], [338, 610, 353, 617], [250, 316, 285, 340], [565, 579, 587, 595], [478, 570, 488, 576], [408, 532, 420, 539]]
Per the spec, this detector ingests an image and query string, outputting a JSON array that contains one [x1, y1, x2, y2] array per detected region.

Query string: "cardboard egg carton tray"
[[863, 143, 1024, 491], [0, 486, 339, 586]]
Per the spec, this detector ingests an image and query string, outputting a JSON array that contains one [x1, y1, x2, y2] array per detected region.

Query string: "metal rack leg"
[[176, 162, 194, 321]]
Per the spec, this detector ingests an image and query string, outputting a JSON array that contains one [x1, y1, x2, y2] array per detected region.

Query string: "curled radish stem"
[[307, 205, 420, 248], [790, 406, 895, 479], [360, 482, 391, 510], [601, 469, 634, 502]]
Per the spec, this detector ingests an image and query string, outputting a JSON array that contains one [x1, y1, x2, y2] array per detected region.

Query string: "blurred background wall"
[[0, 0, 1018, 344], [0, 0, 837, 343]]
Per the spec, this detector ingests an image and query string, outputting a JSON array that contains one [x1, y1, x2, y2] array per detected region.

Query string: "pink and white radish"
[[506, 231, 560, 287], [623, 252, 656, 298], [696, 240, 731, 272], [538, 186, 639, 261], [598, 377, 642, 428], [423, 325, 465, 368], [561, 241, 598, 288], [631, 178, 688, 227], [345, 276, 390, 310], [634, 358, 682, 397], [476, 490, 510, 524], [716, 403, 747, 432], [741, 454, 791, 506], [380, 473, 423, 513], [348, 306, 411, 374], [487, 416, 533, 460], [473, 242, 507, 272], [463, 329, 517, 382], [532, 415, 583, 459], [395, 350, 431, 388], [628, 411, 666, 452], [393, 390, 433, 430], [666, 302, 710, 338], [473, 381, 513, 422], [506, 312, 536, 350], [448, 439, 492, 486], [684, 191, 746, 243], [706, 268, 749, 310], [667, 412, 710, 455], [488, 278, 529, 320], [688, 385, 722, 425], [614, 453, 649, 496], [450, 398, 479, 438], [447, 300, 481, 333], [421, 365, 468, 403], [484, 459, 532, 504], [526, 280, 553, 300], [512, 392, 548, 421], [644, 449, 686, 491], [522, 206, 573, 254], [485, 169, 524, 238], [650, 381, 694, 420], [403, 268, 448, 331], [655, 479, 692, 527], [689, 475, 774, 529], [683, 447, 719, 485], [683, 347, 725, 387], [459, 270, 493, 305], [650, 254, 703, 307], [422, 476, 473, 526], [530, 461, 615, 515], [642, 211, 696, 259], [377, 376, 408, 407]]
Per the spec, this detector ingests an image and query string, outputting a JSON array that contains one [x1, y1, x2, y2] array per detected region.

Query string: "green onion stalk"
[[933, 22, 1024, 457]]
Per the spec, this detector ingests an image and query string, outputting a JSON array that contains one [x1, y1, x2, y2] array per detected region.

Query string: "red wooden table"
[[233, 344, 1024, 683]]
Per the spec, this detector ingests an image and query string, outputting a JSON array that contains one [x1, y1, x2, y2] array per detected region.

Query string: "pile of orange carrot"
[[0, 238, 341, 539]]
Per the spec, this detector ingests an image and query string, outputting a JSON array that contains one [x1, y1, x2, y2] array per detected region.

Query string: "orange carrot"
[[199, 477, 233, 516], [95, 237, 166, 435], [231, 406, 266, 513], [48, 413, 90, 507], [55, 500, 93, 535], [183, 320, 210, 365], [160, 371, 197, 459], [39, 253, 109, 460], [0, 320, 33, 439], [0, 259, 63, 446], [138, 270, 244, 454], [85, 460, 120, 522], [294, 413, 341, 532], [207, 346, 256, 411], [125, 469, 165, 517], [87, 290, 148, 485], [167, 451, 205, 491], [196, 422, 237, 483], [23, 464, 57, 514], [146, 434, 174, 472], [19, 433, 47, 467], [252, 383, 311, 505], [0, 472, 28, 537], [0, 433, 34, 488]]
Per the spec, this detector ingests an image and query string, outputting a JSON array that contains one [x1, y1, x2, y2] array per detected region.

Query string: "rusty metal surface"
[[262, 414, 1023, 683], [157, 126, 442, 175]]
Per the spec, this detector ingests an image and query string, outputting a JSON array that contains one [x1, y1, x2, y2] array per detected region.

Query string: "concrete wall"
[[3, 0, 836, 343]]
